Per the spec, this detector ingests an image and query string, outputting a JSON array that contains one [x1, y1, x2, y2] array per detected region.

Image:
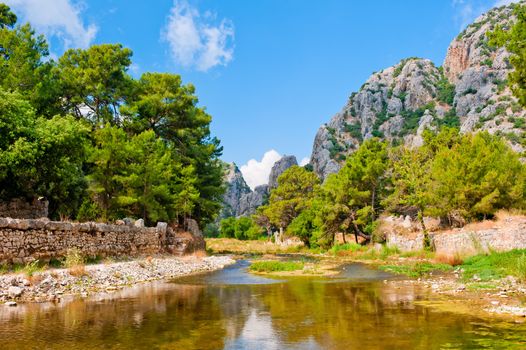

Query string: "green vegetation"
[[398, 103, 436, 137], [436, 108, 460, 128], [257, 166, 320, 246], [219, 216, 265, 240], [344, 122, 363, 141], [436, 76, 456, 105], [380, 262, 452, 277], [461, 249, 526, 281], [249, 260, 304, 273], [490, 3, 526, 107], [0, 4, 224, 225], [255, 128, 525, 250]]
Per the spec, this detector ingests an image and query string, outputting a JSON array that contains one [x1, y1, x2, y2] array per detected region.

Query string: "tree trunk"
[[350, 213, 371, 244], [418, 210, 432, 250], [371, 187, 376, 221]]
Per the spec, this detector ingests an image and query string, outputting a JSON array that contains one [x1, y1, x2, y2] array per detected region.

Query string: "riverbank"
[[208, 238, 526, 319], [0, 255, 235, 305]]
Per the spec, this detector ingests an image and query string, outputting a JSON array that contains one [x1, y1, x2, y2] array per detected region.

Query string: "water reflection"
[[0, 261, 525, 349]]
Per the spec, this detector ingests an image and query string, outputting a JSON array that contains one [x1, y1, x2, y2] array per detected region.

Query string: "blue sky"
[[4, 0, 517, 188]]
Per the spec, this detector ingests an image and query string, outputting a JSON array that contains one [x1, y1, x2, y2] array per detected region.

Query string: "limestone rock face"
[[220, 155, 298, 218], [238, 184, 269, 216], [310, 2, 526, 180], [311, 58, 442, 179], [443, 4, 526, 138], [221, 163, 252, 218], [268, 155, 298, 189]]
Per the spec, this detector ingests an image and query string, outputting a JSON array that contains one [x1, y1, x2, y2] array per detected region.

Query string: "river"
[[0, 260, 525, 349]]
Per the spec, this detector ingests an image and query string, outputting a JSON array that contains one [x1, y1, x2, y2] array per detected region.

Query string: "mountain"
[[310, 2, 526, 180], [221, 155, 298, 218]]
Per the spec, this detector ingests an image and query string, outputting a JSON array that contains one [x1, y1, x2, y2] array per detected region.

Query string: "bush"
[[219, 216, 264, 240], [203, 223, 220, 238]]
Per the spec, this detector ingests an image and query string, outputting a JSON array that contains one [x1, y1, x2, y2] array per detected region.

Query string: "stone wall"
[[383, 215, 526, 255], [0, 198, 48, 219], [0, 218, 204, 264]]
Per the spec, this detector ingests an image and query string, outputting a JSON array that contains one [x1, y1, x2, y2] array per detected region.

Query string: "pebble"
[[0, 256, 235, 304], [8, 286, 23, 297], [5, 301, 17, 307]]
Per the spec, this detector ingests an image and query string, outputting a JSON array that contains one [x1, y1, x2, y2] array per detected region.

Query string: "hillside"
[[310, 2, 526, 179]]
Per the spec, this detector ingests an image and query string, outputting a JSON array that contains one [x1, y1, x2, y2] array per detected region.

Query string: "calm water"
[[1, 260, 525, 349]]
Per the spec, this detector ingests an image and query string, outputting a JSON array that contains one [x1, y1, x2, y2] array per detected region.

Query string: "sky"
[[3, 0, 519, 189]]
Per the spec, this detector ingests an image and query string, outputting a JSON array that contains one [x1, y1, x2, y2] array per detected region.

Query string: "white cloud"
[[4, 0, 97, 49], [299, 157, 310, 166], [240, 150, 282, 190], [162, 0, 234, 71]]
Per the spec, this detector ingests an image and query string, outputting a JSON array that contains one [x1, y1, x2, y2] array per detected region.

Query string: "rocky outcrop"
[[220, 155, 298, 218], [221, 163, 252, 218], [238, 184, 269, 216], [310, 2, 526, 179], [268, 155, 298, 189]]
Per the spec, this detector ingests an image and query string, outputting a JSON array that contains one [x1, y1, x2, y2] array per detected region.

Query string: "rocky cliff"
[[220, 163, 251, 218], [311, 2, 526, 180], [221, 155, 298, 218], [268, 155, 298, 189]]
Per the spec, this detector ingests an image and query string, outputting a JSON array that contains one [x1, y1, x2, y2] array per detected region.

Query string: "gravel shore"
[[0, 255, 235, 305]]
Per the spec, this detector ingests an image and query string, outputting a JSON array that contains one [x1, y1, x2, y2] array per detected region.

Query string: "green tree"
[[317, 139, 390, 246], [261, 166, 320, 238], [0, 3, 16, 28], [219, 216, 263, 240], [122, 72, 224, 226], [219, 217, 236, 238], [173, 164, 200, 225], [55, 44, 133, 124], [0, 9, 51, 103], [0, 90, 90, 218], [489, 3, 526, 106], [87, 124, 130, 220], [117, 130, 176, 224], [429, 132, 525, 222], [385, 145, 434, 247]]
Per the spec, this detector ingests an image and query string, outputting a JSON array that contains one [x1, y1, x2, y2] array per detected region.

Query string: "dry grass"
[[189, 250, 207, 258], [206, 238, 304, 255], [434, 253, 464, 266], [64, 248, 88, 277], [68, 264, 88, 277]]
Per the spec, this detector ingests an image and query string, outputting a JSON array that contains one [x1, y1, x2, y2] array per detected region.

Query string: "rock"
[[115, 220, 125, 225], [310, 2, 525, 180], [5, 301, 17, 307], [134, 219, 144, 228], [123, 217, 134, 226], [220, 156, 295, 218], [220, 163, 252, 218], [8, 286, 23, 297], [22, 279, 30, 286], [185, 218, 202, 237], [238, 184, 269, 217], [268, 155, 298, 189]]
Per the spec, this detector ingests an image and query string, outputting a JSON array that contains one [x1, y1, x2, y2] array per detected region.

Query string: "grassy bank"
[[250, 260, 304, 273], [208, 238, 526, 284]]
